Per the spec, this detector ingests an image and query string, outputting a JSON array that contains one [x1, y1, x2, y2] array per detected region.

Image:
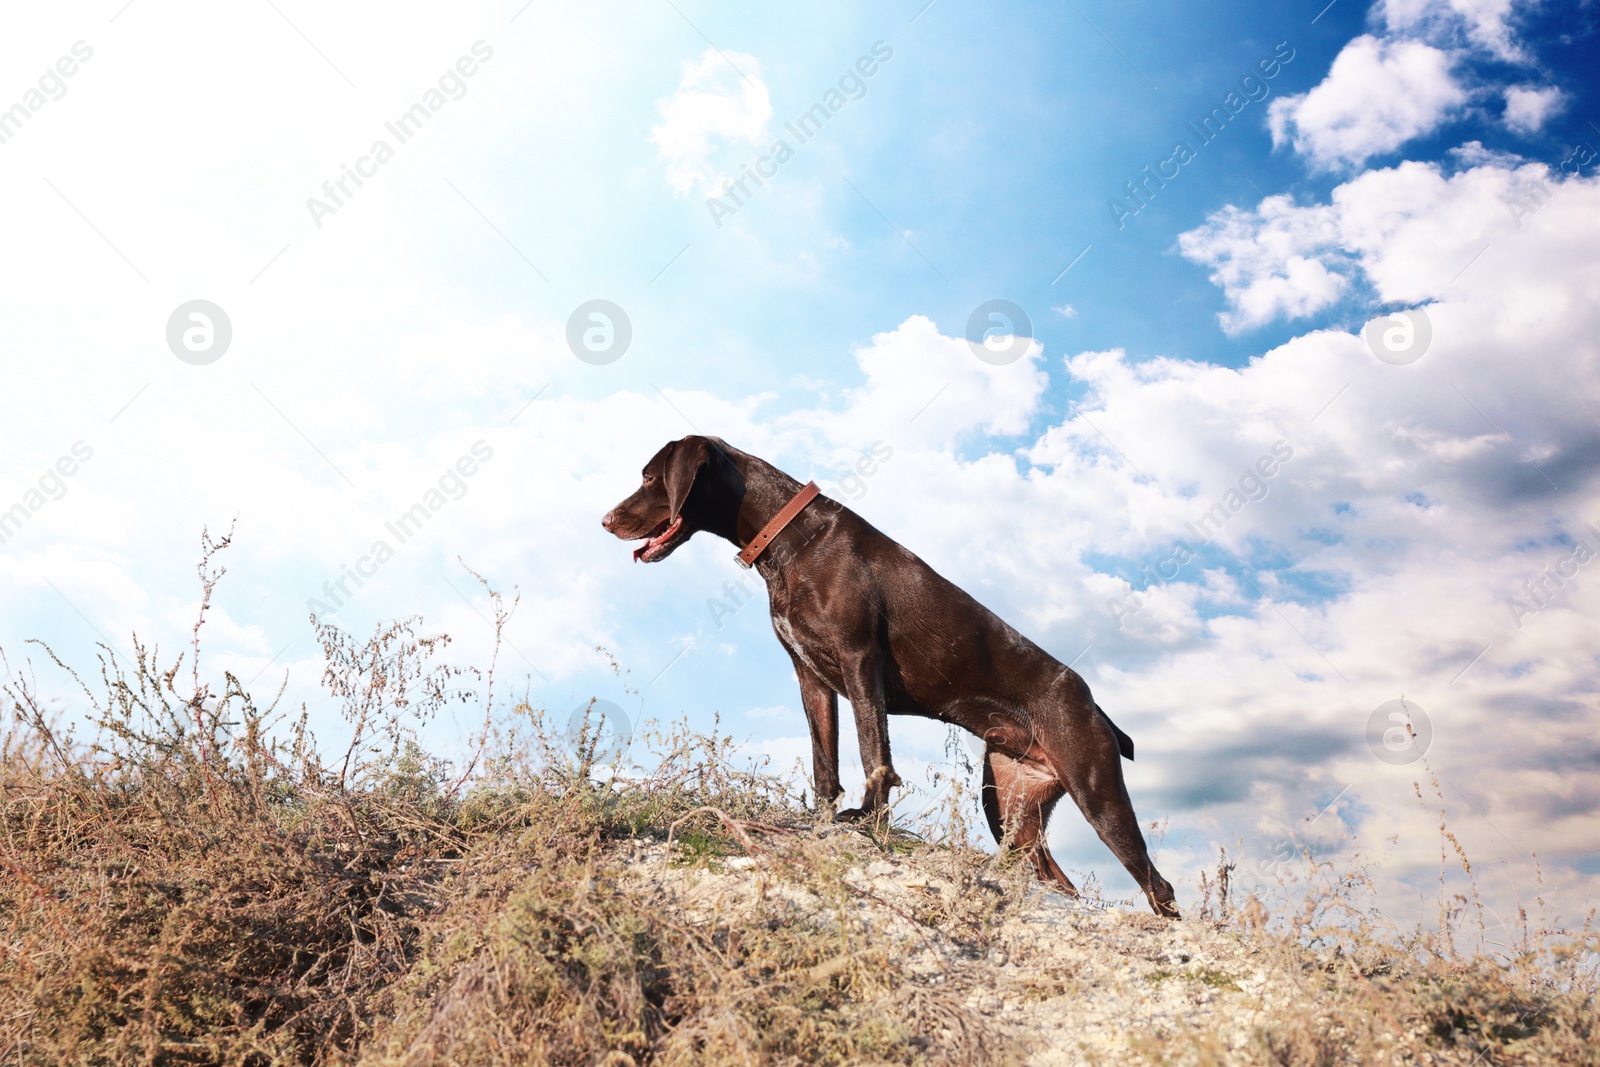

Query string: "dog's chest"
[[770, 608, 836, 682]]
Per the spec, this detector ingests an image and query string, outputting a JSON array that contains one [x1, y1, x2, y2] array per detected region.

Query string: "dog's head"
[[601, 436, 738, 562]]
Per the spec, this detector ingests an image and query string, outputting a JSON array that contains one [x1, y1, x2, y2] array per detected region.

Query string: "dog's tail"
[[1095, 703, 1135, 761]]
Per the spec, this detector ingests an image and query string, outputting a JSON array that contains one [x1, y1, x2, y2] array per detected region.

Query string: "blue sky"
[[3, 0, 1598, 925]]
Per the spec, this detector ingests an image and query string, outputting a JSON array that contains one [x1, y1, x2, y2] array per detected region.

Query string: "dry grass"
[[0, 535, 1016, 1066], [1140, 843, 1600, 1067], [0, 536, 1594, 1065]]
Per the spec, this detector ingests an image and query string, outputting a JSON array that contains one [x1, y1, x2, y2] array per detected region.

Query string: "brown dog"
[[603, 436, 1179, 917]]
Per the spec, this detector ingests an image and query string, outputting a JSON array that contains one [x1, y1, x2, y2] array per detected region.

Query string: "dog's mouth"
[[632, 514, 686, 562]]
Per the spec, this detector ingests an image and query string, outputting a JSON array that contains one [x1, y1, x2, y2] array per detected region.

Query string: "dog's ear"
[[663, 436, 713, 520]]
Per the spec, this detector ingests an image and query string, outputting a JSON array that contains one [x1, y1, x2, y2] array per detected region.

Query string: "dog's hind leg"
[[987, 748, 1078, 896], [980, 745, 1005, 843]]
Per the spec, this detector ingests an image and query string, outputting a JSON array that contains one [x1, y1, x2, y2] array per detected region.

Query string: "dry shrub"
[[1150, 821, 1599, 1065], [359, 727, 1013, 1067], [0, 529, 475, 1065], [0, 534, 1009, 1066]]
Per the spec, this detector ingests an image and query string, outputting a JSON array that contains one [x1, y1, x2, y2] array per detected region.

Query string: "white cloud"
[[1176, 197, 1349, 332], [768, 314, 1049, 457], [650, 48, 772, 197], [1268, 35, 1468, 170], [1179, 156, 1594, 330], [1375, 0, 1527, 59], [1020, 159, 1600, 918], [1447, 139, 1525, 168], [1053, 304, 1078, 318], [1503, 84, 1565, 134]]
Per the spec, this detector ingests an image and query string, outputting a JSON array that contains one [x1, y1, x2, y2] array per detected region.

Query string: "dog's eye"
[[642, 473, 655, 486]]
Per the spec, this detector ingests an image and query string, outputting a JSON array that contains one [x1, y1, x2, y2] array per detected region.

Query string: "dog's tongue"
[[633, 515, 683, 561]]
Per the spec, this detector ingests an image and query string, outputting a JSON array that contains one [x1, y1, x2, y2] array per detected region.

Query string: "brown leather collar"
[[736, 481, 821, 568]]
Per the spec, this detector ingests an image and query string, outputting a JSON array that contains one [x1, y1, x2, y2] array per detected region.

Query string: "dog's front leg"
[[787, 652, 842, 809], [837, 651, 901, 820]]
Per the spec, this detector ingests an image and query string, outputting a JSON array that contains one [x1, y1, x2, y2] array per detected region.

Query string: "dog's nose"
[[601, 510, 616, 532]]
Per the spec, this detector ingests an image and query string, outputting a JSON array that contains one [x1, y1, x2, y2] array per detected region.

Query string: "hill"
[[0, 558, 1593, 1065]]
